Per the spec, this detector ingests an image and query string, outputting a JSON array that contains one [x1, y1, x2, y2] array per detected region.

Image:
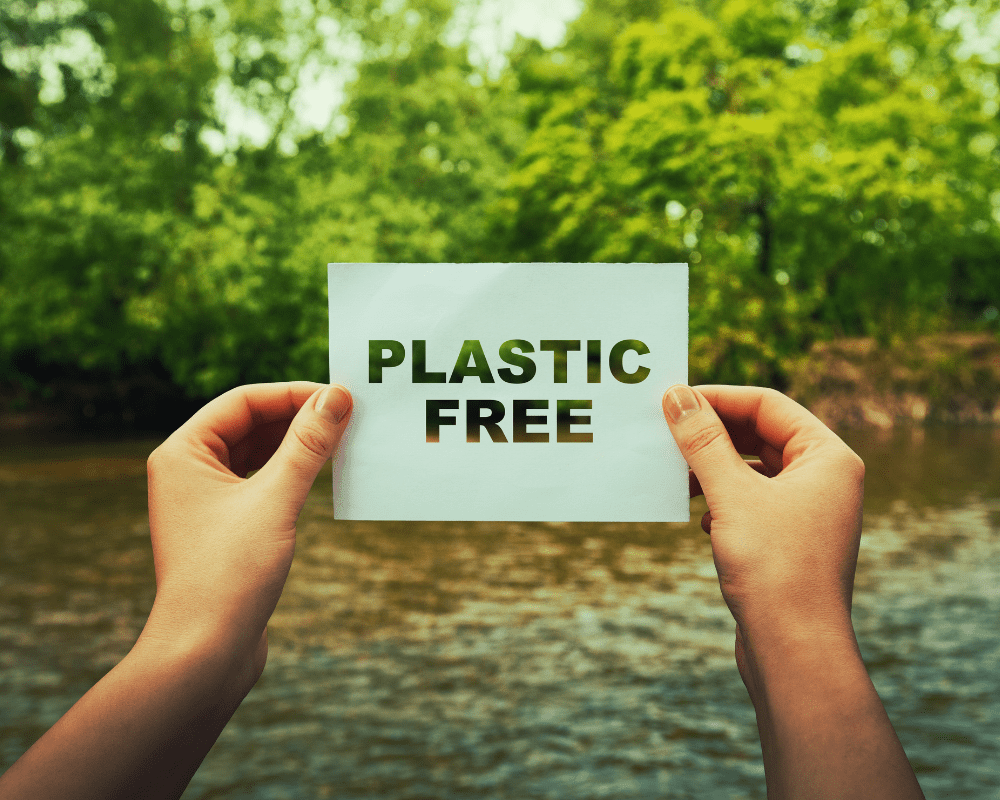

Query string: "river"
[[1, 425, 998, 798]]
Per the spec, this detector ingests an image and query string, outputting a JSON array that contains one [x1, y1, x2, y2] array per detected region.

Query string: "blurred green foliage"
[[1, 0, 998, 402]]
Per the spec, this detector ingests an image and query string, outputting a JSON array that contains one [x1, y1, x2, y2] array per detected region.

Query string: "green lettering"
[[449, 340, 495, 383], [540, 340, 581, 383], [369, 340, 405, 383], [497, 339, 536, 384], [412, 339, 446, 383], [609, 339, 650, 384]]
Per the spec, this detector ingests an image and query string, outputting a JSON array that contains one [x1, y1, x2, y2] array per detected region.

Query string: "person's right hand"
[[661, 384, 865, 647], [662, 385, 925, 800], [661, 382, 868, 698]]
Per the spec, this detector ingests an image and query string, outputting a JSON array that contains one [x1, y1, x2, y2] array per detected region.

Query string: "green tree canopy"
[[0, 0, 525, 396], [499, 0, 1000, 382], [1, 0, 998, 407]]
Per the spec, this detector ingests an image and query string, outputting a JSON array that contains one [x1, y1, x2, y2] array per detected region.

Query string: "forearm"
[[0, 631, 252, 800], [741, 623, 925, 800]]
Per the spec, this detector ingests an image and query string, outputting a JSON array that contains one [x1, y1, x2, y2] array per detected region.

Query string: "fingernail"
[[664, 384, 701, 424], [317, 385, 352, 423]]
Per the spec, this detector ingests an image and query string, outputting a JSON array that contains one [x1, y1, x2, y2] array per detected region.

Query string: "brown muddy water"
[[1, 426, 999, 799]]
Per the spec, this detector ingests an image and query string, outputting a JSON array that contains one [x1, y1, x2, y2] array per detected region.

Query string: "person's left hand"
[[139, 381, 353, 695]]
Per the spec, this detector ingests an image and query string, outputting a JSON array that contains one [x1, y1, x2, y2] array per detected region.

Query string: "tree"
[[0, 0, 219, 386], [497, 0, 1000, 383], [0, 0, 529, 403]]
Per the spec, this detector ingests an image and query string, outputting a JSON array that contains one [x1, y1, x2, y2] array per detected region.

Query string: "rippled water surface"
[[2, 426, 999, 798]]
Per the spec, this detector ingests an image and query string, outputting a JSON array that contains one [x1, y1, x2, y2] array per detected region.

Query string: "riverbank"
[[2, 332, 999, 434], [786, 332, 1000, 429], [0, 368, 201, 437]]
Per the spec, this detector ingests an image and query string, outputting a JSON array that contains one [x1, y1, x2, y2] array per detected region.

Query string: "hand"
[[0, 382, 354, 800], [662, 385, 924, 800], [662, 384, 864, 645], [141, 381, 353, 692]]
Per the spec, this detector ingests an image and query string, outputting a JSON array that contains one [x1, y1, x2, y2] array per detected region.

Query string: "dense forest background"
[[2, 0, 998, 425]]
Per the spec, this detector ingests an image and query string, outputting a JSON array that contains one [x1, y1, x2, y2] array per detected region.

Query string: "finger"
[[228, 419, 293, 477], [693, 385, 844, 468], [664, 384, 753, 502], [255, 385, 353, 516], [701, 510, 712, 534], [725, 427, 785, 473], [755, 443, 784, 475], [179, 382, 326, 469], [745, 459, 775, 478]]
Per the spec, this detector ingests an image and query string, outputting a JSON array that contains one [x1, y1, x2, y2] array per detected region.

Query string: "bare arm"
[[0, 382, 353, 800], [0, 628, 252, 800], [739, 621, 924, 800], [663, 384, 924, 800]]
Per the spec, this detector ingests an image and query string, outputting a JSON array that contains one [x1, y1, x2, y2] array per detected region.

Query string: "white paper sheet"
[[328, 263, 688, 521]]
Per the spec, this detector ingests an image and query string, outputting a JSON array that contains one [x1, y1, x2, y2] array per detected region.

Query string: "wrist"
[[738, 596, 856, 657], [737, 609, 861, 695], [736, 616, 924, 800], [134, 599, 265, 708], [740, 621, 872, 729]]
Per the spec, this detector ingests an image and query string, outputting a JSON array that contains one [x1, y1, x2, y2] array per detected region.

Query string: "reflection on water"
[[1, 427, 999, 798]]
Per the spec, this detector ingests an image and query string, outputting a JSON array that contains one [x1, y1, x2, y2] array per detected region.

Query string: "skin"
[[0, 381, 924, 799], [0, 381, 353, 800], [662, 384, 925, 800]]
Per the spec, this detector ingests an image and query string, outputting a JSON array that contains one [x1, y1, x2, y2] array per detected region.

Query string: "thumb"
[[258, 384, 353, 514], [662, 384, 746, 501]]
